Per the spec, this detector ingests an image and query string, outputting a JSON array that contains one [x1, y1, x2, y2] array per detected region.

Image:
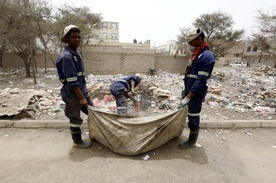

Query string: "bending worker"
[[179, 28, 215, 149], [110, 75, 141, 114]]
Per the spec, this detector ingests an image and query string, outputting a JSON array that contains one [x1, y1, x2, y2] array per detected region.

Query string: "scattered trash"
[[0, 66, 275, 121], [142, 154, 150, 160], [244, 131, 252, 136], [134, 103, 140, 112], [195, 143, 202, 147]]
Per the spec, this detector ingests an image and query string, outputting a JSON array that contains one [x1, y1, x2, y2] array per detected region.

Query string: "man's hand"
[[79, 97, 88, 107], [131, 89, 137, 95], [179, 97, 190, 108], [127, 92, 137, 102], [74, 87, 88, 107]]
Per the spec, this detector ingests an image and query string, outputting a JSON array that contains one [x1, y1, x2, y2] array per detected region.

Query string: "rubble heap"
[[0, 65, 275, 121]]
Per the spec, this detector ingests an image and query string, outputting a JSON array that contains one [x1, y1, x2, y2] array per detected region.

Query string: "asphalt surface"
[[0, 120, 276, 183]]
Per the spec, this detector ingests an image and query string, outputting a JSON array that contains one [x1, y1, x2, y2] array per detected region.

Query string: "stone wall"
[[2, 45, 189, 75]]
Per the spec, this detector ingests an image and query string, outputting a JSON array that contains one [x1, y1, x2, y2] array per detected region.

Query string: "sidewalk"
[[0, 119, 276, 129]]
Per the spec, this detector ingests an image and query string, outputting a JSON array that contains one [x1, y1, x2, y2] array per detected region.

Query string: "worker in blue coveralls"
[[110, 75, 142, 114], [179, 28, 215, 149], [56, 25, 93, 149]]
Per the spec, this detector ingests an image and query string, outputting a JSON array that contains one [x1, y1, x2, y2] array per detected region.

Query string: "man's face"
[[188, 37, 199, 47], [68, 32, 81, 48]]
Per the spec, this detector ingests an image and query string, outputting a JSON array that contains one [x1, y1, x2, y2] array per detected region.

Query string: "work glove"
[[181, 89, 185, 100], [179, 97, 190, 108]]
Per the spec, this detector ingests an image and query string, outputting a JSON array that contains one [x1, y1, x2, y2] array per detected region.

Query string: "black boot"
[[70, 127, 92, 149], [179, 130, 199, 149]]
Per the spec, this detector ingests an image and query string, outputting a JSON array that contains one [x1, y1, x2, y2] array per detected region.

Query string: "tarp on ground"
[[0, 90, 48, 117], [88, 106, 187, 155]]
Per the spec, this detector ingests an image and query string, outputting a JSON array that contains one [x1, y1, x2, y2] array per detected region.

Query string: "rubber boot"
[[70, 127, 92, 149], [179, 130, 199, 149]]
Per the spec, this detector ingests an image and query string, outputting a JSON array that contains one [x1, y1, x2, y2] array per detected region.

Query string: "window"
[[247, 46, 251, 52], [235, 54, 240, 57], [102, 22, 107, 28], [111, 23, 117, 29], [253, 45, 258, 52], [102, 33, 108, 39], [95, 35, 99, 39], [111, 33, 117, 39]]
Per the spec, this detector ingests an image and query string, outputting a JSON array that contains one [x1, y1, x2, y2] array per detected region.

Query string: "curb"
[[0, 120, 88, 129], [0, 119, 276, 129], [200, 120, 276, 128]]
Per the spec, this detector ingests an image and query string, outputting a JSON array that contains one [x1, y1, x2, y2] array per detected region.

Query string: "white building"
[[92, 21, 119, 44], [155, 40, 186, 55]]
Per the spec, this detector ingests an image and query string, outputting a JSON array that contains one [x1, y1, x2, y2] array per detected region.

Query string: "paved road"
[[0, 127, 276, 183]]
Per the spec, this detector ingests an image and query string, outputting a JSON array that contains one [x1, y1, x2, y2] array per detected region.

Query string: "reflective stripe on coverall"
[[56, 46, 93, 126], [184, 49, 215, 131]]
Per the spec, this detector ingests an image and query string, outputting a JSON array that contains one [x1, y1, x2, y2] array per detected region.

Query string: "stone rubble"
[[0, 65, 275, 120]]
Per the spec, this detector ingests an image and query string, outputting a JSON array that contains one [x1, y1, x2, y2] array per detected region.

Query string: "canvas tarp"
[[0, 90, 48, 117], [88, 106, 187, 155]]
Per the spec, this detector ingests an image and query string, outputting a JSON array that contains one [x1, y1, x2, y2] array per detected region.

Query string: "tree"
[[3, 0, 38, 78], [250, 8, 276, 68], [177, 11, 244, 58], [0, 0, 13, 67], [28, 0, 55, 73], [0, 0, 102, 79], [54, 4, 102, 52]]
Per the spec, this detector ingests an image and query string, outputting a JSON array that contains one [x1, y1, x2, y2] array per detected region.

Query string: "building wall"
[[2, 45, 188, 75], [243, 41, 275, 67], [93, 21, 119, 44], [218, 41, 276, 68], [155, 40, 178, 55]]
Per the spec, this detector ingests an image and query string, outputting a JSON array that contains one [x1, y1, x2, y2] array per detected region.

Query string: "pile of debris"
[[206, 65, 276, 119], [0, 65, 275, 120]]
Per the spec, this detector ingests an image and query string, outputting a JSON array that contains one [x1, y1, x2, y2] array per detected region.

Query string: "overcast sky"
[[50, 0, 275, 46]]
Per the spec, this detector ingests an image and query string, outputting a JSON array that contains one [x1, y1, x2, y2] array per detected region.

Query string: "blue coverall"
[[56, 46, 93, 127], [110, 75, 141, 114], [183, 48, 215, 131]]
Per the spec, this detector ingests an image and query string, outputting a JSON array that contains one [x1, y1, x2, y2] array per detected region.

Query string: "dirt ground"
[[0, 127, 275, 183]]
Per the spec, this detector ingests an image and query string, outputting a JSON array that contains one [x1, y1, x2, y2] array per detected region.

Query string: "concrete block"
[[205, 121, 221, 128], [234, 120, 261, 128], [45, 120, 68, 129], [219, 121, 234, 128], [14, 120, 46, 128], [0, 120, 14, 128], [200, 122, 207, 128], [261, 121, 276, 128]]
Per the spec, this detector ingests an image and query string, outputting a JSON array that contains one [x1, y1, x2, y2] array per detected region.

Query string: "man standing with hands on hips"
[[179, 28, 215, 149], [56, 25, 93, 149]]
